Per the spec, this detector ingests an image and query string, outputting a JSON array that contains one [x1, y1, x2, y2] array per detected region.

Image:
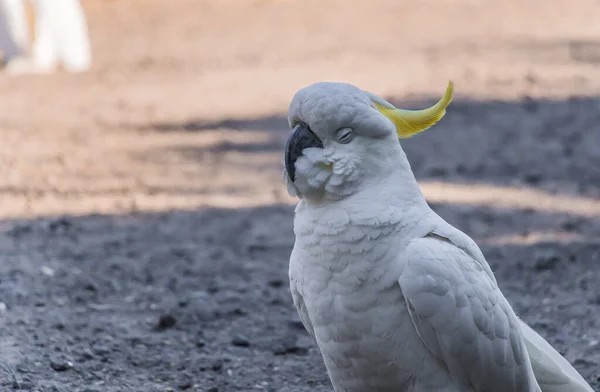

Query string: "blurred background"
[[0, 1, 599, 391]]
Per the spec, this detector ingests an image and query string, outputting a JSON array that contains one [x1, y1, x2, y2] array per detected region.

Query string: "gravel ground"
[[0, 1, 599, 391]]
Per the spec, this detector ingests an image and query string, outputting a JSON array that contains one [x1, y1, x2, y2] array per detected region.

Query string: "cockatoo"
[[0, 0, 90, 74], [283, 81, 594, 392], [0, 0, 30, 63]]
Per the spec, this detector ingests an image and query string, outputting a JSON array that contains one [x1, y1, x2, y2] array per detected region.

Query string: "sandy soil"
[[0, 0, 599, 391]]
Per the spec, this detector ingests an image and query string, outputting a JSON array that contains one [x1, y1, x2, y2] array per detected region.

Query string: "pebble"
[[273, 344, 309, 356], [288, 319, 305, 331], [523, 172, 542, 185], [40, 266, 55, 277], [273, 335, 309, 356], [231, 335, 250, 347], [211, 360, 223, 372], [533, 250, 560, 271], [177, 376, 192, 390], [156, 314, 177, 331], [268, 279, 283, 288], [50, 359, 73, 372], [92, 345, 110, 357]]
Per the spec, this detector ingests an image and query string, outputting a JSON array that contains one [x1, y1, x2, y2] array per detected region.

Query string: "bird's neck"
[[292, 173, 435, 291], [295, 169, 430, 236], [302, 165, 425, 208], [294, 147, 431, 233]]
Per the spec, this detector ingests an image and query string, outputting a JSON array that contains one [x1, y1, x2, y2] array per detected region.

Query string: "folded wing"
[[399, 236, 541, 392]]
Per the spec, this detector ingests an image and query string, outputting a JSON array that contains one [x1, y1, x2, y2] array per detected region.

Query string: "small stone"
[[273, 335, 309, 356], [231, 335, 250, 347], [0, 302, 7, 313], [207, 387, 219, 392], [288, 319, 305, 331], [155, 314, 177, 331], [273, 344, 309, 356], [229, 308, 246, 316], [211, 360, 223, 372], [534, 251, 560, 271], [574, 358, 597, 367], [77, 348, 94, 361], [92, 345, 110, 356], [561, 218, 581, 232], [40, 266, 55, 277], [50, 359, 72, 372], [427, 166, 448, 178], [524, 172, 542, 185], [178, 299, 189, 308], [268, 279, 283, 288], [177, 376, 192, 390]]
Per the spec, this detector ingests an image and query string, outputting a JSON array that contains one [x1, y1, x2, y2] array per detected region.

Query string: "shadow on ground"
[[135, 95, 600, 199], [136, 115, 287, 133], [0, 199, 599, 392]]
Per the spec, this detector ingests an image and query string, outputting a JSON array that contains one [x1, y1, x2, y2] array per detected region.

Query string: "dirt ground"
[[1, 0, 600, 391]]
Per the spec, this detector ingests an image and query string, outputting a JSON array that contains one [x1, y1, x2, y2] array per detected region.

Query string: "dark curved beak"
[[284, 122, 323, 182]]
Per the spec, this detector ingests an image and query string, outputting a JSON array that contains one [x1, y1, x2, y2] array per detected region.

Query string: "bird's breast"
[[305, 277, 427, 391], [289, 203, 457, 391], [292, 228, 427, 391]]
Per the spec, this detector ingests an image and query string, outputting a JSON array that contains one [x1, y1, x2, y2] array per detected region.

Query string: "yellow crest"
[[372, 81, 454, 139]]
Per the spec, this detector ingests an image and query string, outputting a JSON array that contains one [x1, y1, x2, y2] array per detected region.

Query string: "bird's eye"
[[335, 127, 355, 144]]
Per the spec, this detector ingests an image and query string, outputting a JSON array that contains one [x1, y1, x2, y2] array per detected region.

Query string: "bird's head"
[[283, 81, 454, 203]]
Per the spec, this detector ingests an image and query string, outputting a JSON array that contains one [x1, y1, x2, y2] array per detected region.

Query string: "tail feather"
[[519, 320, 593, 392]]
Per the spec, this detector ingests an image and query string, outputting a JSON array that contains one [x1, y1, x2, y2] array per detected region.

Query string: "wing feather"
[[399, 237, 541, 392], [519, 320, 594, 392], [290, 278, 316, 341]]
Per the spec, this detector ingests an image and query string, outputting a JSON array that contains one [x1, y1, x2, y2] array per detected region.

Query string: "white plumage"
[[283, 81, 593, 392]]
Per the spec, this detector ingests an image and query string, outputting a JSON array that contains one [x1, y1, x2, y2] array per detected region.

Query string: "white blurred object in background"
[[0, 0, 91, 74], [0, 0, 29, 62]]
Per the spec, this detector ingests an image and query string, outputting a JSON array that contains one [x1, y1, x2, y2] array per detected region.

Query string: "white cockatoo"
[[0, 0, 30, 62], [283, 81, 594, 392], [0, 0, 90, 74]]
